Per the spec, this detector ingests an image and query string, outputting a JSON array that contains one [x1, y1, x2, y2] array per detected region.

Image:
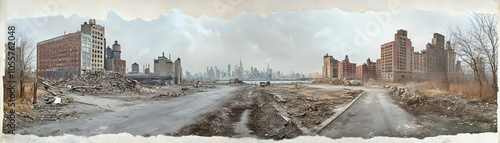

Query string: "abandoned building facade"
[[37, 19, 127, 80], [321, 30, 462, 82], [356, 58, 377, 81], [153, 52, 182, 84], [81, 19, 105, 72], [37, 32, 92, 79], [380, 29, 414, 82], [380, 30, 462, 82], [322, 54, 339, 78], [338, 55, 357, 80]]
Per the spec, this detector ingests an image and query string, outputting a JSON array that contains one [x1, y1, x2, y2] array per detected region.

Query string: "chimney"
[[169, 54, 171, 60], [162, 52, 165, 58]]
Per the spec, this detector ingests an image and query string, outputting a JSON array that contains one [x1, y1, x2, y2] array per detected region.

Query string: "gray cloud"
[[7, 8, 473, 75]]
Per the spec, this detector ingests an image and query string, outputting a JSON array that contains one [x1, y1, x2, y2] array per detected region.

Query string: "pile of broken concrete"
[[228, 78, 245, 84], [64, 71, 144, 95], [310, 78, 344, 85]]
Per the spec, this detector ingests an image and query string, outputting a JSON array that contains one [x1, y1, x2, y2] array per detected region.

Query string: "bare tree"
[[14, 32, 37, 103], [469, 13, 498, 92], [448, 13, 497, 99]]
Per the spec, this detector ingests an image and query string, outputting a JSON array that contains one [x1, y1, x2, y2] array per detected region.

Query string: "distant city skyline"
[[7, 8, 475, 74]]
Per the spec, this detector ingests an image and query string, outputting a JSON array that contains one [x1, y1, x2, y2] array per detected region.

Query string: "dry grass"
[[417, 81, 497, 103], [3, 84, 37, 118]]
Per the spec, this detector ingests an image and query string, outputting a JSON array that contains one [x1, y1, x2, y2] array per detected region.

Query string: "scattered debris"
[[306, 104, 317, 111], [310, 78, 344, 85], [343, 90, 363, 99], [344, 80, 362, 86], [228, 78, 245, 84], [63, 71, 145, 95], [388, 86, 497, 132]]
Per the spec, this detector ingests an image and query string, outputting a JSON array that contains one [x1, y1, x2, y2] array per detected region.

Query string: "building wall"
[[380, 29, 413, 82], [153, 53, 174, 76], [81, 19, 105, 71], [108, 59, 126, 75], [312, 73, 322, 79], [355, 64, 366, 80], [37, 32, 91, 79], [131, 63, 139, 74], [355, 58, 376, 81], [376, 58, 381, 80], [322, 54, 338, 78], [338, 55, 356, 80]]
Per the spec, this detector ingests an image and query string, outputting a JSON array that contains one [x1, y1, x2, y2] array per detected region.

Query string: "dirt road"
[[311, 85, 422, 138], [17, 85, 244, 136]]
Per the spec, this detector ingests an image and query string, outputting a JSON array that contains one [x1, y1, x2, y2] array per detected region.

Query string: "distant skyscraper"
[[227, 64, 231, 77]]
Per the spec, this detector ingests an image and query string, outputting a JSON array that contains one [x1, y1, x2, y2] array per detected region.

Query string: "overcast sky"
[[7, 8, 474, 75]]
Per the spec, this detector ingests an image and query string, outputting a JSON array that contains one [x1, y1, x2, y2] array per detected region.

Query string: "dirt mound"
[[63, 71, 144, 95], [388, 86, 497, 131]]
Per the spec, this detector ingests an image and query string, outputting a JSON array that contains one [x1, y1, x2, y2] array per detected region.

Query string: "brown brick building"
[[37, 19, 109, 80], [338, 55, 356, 80], [380, 29, 414, 82], [37, 32, 92, 79], [355, 58, 377, 81], [376, 58, 381, 80], [322, 53, 338, 78]]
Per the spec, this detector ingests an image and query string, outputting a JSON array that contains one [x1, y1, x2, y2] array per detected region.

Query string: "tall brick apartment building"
[[380, 29, 414, 82], [355, 58, 377, 81], [37, 32, 92, 79], [322, 53, 338, 78], [412, 33, 461, 81], [37, 19, 108, 80], [338, 55, 356, 80]]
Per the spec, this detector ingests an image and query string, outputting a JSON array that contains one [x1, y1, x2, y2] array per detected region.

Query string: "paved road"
[[309, 85, 422, 139], [19, 85, 243, 136]]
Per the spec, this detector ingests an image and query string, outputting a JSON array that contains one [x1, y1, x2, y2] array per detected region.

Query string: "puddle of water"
[[233, 110, 257, 138]]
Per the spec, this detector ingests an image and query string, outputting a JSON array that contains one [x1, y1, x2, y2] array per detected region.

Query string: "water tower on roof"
[[112, 40, 121, 59]]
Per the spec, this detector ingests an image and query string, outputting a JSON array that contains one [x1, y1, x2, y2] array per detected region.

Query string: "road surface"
[[18, 85, 244, 136], [309, 85, 423, 139]]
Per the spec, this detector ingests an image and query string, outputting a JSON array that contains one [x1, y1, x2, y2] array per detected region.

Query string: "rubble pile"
[[31, 103, 79, 122], [310, 78, 344, 85], [38, 76, 64, 97], [228, 78, 245, 84], [343, 90, 363, 99], [64, 71, 144, 95], [387, 86, 497, 131], [344, 80, 362, 86], [364, 78, 378, 86], [151, 91, 184, 99]]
